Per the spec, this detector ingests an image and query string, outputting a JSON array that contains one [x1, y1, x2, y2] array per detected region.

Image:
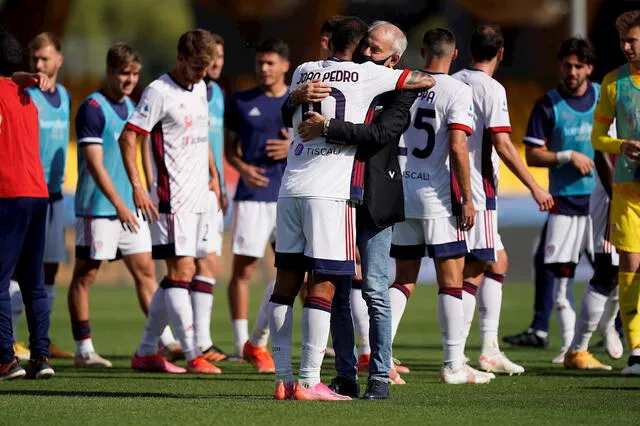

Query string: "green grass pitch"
[[1, 282, 638, 425]]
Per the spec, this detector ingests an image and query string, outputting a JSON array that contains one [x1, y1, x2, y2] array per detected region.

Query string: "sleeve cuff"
[[78, 137, 103, 145], [395, 69, 411, 90], [448, 123, 472, 136], [125, 122, 150, 136], [488, 126, 512, 134], [523, 136, 545, 146]]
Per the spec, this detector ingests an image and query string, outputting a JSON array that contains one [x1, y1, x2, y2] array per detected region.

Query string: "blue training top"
[[26, 84, 70, 195], [75, 91, 135, 217], [226, 86, 288, 202]]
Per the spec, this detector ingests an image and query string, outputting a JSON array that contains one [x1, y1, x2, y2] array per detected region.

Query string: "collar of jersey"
[[167, 72, 193, 92]]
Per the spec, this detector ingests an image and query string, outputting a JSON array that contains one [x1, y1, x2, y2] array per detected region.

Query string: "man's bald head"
[[361, 21, 407, 68], [369, 21, 407, 56]]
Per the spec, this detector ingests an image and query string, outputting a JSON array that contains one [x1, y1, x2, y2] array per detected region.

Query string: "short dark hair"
[[0, 30, 23, 77], [256, 38, 290, 60], [616, 10, 640, 34], [106, 43, 141, 70], [422, 27, 456, 58], [470, 24, 503, 62], [321, 15, 345, 35], [330, 16, 368, 54], [557, 37, 595, 64]]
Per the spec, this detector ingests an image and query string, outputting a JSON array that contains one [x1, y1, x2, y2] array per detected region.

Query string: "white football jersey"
[[127, 74, 210, 214], [400, 73, 474, 219], [453, 68, 511, 211], [279, 59, 409, 200]]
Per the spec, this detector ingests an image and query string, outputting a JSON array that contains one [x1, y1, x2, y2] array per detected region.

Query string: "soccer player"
[[0, 30, 55, 380], [122, 29, 222, 374], [452, 24, 554, 375], [564, 149, 621, 370], [388, 28, 489, 384], [224, 39, 290, 370], [319, 15, 345, 58], [519, 38, 598, 364], [269, 16, 435, 401], [69, 43, 174, 368], [292, 20, 418, 398], [591, 10, 640, 375], [9, 33, 74, 360], [188, 32, 229, 363]]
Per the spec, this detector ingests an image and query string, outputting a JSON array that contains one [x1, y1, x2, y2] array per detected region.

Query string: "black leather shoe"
[[362, 379, 390, 400], [328, 376, 359, 398]]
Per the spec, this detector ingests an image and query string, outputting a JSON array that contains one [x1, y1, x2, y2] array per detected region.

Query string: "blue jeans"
[[331, 208, 392, 382], [0, 197, 50, 363]]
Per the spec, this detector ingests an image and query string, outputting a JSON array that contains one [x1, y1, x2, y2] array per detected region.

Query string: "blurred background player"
[[564, 147, 621, 371], [293, 20, 417, 398], [452, 24, 553, 375], [591, 10, 640, 375], [123, 29, 222, 375], [224, 38, 290, 371], [10, 32, 74, 360], [188, 32, 229, 363], [509, 38, 597, 364], [69, 43, 173, 368], [0, 30, 55, 380]]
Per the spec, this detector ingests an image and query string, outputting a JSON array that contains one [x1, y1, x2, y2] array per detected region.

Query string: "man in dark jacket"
[[283, 21, 417, 399]]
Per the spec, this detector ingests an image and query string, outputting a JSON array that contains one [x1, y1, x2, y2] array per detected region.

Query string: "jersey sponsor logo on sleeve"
[[140, 104, 150, 118], [294, 143, 304, 156]]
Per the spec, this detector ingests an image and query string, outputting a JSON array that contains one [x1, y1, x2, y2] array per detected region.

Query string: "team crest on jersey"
[[177, 236, 187, 247], [545, 244, 555, 256], [184, 115, 193, 128], [93, 241, 103, 250]]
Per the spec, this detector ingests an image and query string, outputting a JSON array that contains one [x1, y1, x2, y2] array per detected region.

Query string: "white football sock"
[[571, 284, 608, 352], [390, 284, 410, 342], [299, 298, 331, 387], [438, 289, 465, 369], [249, 279, 275, 347], [479, 274, 503, 355], [191, 275, 215, 350], [350, 288, 370, 355], [76, 338, 95, 355], [159, 326, 178, 348], [269, 302, 294, 384], [138, 288, 170, 357], [554, 277, 576, 350], [9, 280, 22, 341], [45, 284, 55, 314], [461, 282, 478, 349], [233, 319, 249, 356], [599, 287, 619, 333], [165, 286, 199, 361]]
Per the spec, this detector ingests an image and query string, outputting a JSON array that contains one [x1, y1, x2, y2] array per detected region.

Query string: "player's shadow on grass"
[[63, 374, 271, 382], [582, 386, 640, 391], [0, 390, 272, 400]]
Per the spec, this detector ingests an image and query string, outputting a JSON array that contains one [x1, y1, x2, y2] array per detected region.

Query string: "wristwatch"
[[321, 119, 330, 137]]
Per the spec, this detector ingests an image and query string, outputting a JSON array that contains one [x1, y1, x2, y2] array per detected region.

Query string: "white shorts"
[[390, 216, 468, 259], [232, 200, 276, 258], [151, 211, 210, 259], [206, 192, 224, 256], [590, 184, 619, 266], [495, 231, 504, 252], [275, 197, 356, 275], [44, 198, 66, 263], [466, 209, 498, 263], [75, 214, 151, 260], [543, 214, 593, 264]]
